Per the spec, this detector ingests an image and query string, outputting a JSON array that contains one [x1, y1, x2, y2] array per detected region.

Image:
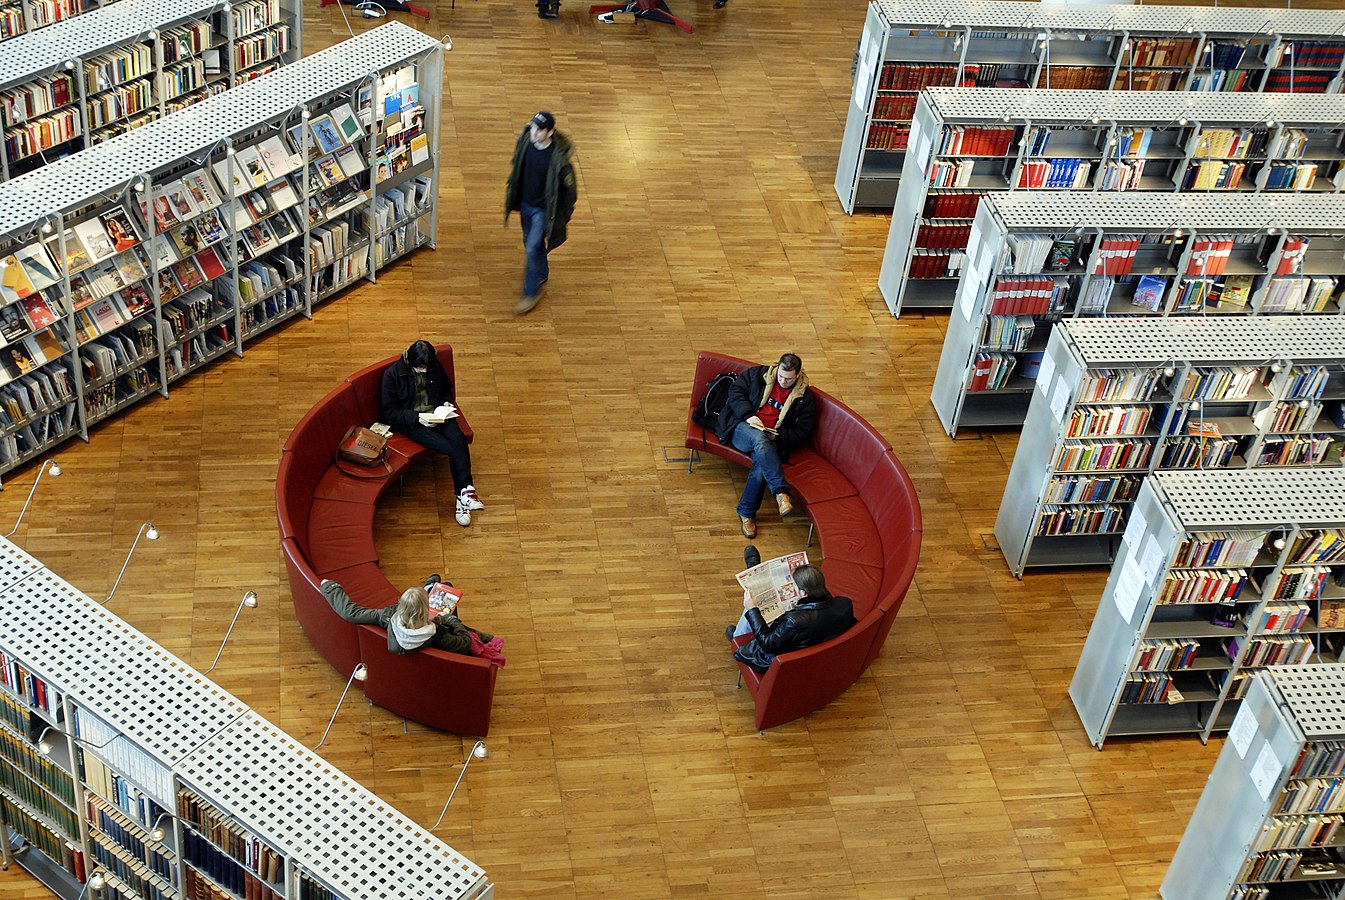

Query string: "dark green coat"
[[504, 127, 577, 251]]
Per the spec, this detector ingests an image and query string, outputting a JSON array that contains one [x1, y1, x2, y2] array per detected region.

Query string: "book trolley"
[[1, 0, 303, 182], [994, 316, 1345, 578], [0, 534, 495, 900], [0, 21, 442, 476], [930, 193, 1345, 437], [0, 0, 114, 43], [1163, 665, 1345, 899], [880, 89, 1345, 316], [836, 0, 1345, 215], [1071, 469, 1345, 748]]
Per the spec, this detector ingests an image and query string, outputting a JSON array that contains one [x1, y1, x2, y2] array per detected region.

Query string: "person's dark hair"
[[792, 565, 827, 598], [778, 353, 802, 373], [405, 340, 434, 369]]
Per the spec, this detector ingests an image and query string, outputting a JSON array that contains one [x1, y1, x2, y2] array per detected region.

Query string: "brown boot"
[[776, 492, 793, 517], [739, 516, 757, 539]]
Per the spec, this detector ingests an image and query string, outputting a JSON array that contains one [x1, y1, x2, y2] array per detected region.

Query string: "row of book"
[[1128, 638, 1200, 673], [1043, 474, 1141, 505], [1292, 530, 1345, 565], [0, 407, 74, 465], [1189, 69, 1254, 93], [1254, 435, 1340, 467], [1224, 634, 1315, 667], [1235, 847, 1344, 884], [89, 834, 176, 900], [1, 794, 86, 881], [3, 105, 79, 162], [1041, 66, 1110, 91], [161, 20, 215, 64], [987, 275, 1069, 315], [907, 248, 964, 279], [926, 158, 978, 188], [1051, 438, 1154, 473], [1159, 435, 1241, 469], [1114, 36, 1198, 68], [871, 94, 916, 123], [981, 314, 1035, 353], [1, 73, 75, 127], [230, 0, 284, 39], [1158, 569, 1250, 605], [1015, 158, 1090, 190], [86, 79, 153, 132], [1066, 404, 1153, 438], [0, 723, 77, 804], [1259, 161, 1321, 191], [1188, 127, 1269, 160], [1077, 368, 1162, 403], [1275, 41, 1345, 70], [1034, 503, 1125, 536], [182, 826, 281, 898], [184, 864, 284, 900], [1091, 235, 1143, 276], [1118, 672, 1177, 704], [232, 23, 291, 71], [83, 42, 154, 94], [1248, 601, 1314, 635], [179, 788, 285, 883], [921, 191, 981, 220], [0, 651, 63, 715], [1253, 814, 1345, 853], [87, 795, 177, 883], [1290, 742, 1345, 780], [1096, 159, 1147, 192], [863, 122, 909, 151], [1183, 159, 1249, 190], [967, 350, 1016, 392], [876, 62, 959, 91], [1114, 69, 1189, 92], [914, 220, 971, 250], [1179, 366, 1260, 402], [1277, 777, 1345, 815], [81, 746, 167, 829], [935, 125, 1015, 157], [1174, 531, 1267, 568]]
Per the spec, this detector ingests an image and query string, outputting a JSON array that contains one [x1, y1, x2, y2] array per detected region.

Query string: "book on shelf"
[[12, 244, 61, 292], [1217, 275, 1255, 308], [99, 209, 139, 254], [235, 144, 272, 189], [308, 113, 345, 154], [1185, 421, 1224, 439], [0, 303, 34, 346]]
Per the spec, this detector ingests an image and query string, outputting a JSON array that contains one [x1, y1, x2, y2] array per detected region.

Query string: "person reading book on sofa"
[[728, 547, 855, 674], [715, 353, 817, 539], [381, 339, 483, 527], [320, 576, 496, 656]]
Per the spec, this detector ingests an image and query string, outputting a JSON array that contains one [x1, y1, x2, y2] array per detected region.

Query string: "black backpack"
[[691, 372, 736, 447]]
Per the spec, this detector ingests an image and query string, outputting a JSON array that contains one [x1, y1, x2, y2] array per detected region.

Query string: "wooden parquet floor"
[[4, 1, 1340, 897]]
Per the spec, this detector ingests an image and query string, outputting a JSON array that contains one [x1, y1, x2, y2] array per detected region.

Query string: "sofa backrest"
[[356, 625, 497, 737], [807, 390, 892, 490], [750, 609, 883, 731], [281, 537, 362, 673], [689, 350, 752, 425], [344, 346, 458, 425]]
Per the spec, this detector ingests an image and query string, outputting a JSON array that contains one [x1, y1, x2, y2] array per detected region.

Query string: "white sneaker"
[[459, 486, 485, 511], [455, 499, 472, 527]]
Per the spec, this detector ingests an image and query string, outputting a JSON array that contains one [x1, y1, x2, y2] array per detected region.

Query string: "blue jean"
[[730, 421, 787, 518], [519, 202, 549, 297]]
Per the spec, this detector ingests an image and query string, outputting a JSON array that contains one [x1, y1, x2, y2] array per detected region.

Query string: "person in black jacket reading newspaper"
[[729, 547, 856, 674], [381, 339, 483, 527]]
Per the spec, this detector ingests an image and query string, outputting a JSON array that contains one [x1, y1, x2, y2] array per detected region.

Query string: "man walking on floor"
[[505, 110, 577, 315]]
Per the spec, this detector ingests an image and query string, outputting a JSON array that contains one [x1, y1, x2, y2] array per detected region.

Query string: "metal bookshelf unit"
[[1163, 665, 1345, 899], [0, 534, 494, 899], [880, 89, 1345, 316], [994, 316, 1345, 578], [0, 0, 119, 43], [931, 192, 1345, 438], [837, 0, 1345, 215], [1, 0, 303, 182], [1071, 469, 1345, 748], [0, 21, 442, 476]]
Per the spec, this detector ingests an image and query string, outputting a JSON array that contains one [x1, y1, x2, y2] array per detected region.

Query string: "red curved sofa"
[[685, 351, 922, 731], [276, 345, 497, 736]]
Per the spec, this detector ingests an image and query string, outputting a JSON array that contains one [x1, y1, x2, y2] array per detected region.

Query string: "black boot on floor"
[[744, 545, 761, 569]]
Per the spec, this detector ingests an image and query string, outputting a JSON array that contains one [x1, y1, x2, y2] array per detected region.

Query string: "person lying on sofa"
[[728, 547, 856, 674], [320, 576, 494, 655]]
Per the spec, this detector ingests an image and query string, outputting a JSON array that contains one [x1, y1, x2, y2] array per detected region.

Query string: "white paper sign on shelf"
[[958, 262, 982, 321], [1049, 379, 1070, 423], [1123, 504, 1146, 550], [1113, 557, 1144, 625], [1250, 741, 1282, 801], [1140, 534, 1165, 581], [1228, 703, 1257, 760], [1035, 352, 1055, 396]]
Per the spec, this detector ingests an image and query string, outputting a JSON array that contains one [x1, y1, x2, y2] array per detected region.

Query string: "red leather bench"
[[276, 345, 497, 737], [686, 351, 922, 731]]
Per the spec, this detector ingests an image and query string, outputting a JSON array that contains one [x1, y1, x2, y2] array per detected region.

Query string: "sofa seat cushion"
[[807, 496, 884, 569], [319, 560, 400, 608], [305, 499, 378, 571], [818, 558, 883, 620], [785, 449, 858, 504]]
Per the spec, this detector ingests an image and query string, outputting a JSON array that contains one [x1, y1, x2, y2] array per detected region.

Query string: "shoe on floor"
[[776, 492, 793, 517], [455, 499, 472, 527], [515, 294, 541, 315], [740, 515, 756, 539], [744, 545, 761, 569], [539, 8, 559, 18], [725, 625, 735, 642], [459, 485, 485, 510], [424, 574, 442, 589], [714, 0, 727, 7]]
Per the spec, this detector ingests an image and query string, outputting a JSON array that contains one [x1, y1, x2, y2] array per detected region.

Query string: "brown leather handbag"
[[337, 426, 391, 475]]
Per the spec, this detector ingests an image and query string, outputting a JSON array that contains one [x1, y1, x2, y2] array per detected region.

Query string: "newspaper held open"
[[736, 551, 809, 624]]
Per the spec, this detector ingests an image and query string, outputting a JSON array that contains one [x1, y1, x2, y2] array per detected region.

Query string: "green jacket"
[[504, 127, 577, 251]]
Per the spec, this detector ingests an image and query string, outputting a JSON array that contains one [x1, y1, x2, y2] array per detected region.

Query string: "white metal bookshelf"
[[0, 20, 442, 478], [880, 88, 1345, 316], [1163, 665, 1345, 899], [0, 0, 120, 44], [1071, 468, 1345, 748], [837, 0, 1345, 214], [0, 534, 493, 899], [993, 316, 1345, 578], [1, 0, 303, 182], [931, 192, 1345, 438]]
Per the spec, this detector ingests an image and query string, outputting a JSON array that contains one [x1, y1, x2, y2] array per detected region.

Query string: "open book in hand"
[[423, 403, 458, 424], [748, 420, 778, 437], [736, 551, 809, 624], [427, 582, 462, 615]]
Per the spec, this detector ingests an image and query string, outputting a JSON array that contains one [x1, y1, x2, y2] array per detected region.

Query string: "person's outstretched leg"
[[320, 580, 387, 625]]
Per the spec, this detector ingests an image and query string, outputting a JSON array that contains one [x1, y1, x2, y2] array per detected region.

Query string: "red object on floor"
[[320, 0, 431, 20], [590, 0, 693, 33]]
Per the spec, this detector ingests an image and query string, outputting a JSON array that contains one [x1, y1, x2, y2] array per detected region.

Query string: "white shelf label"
[[1113, 556, 1144, 625], [1228, 703, 1256, 760], [1250, 741, 1282, 801]]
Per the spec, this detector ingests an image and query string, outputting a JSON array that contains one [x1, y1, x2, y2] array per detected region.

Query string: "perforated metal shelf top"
[[1269, 666, 1345, 741], [0, 535, 45, 592], [0, 21, 441, 236], [0, 0, 220, 89], [1153, 469, 1345, 529], [0, 562, 248, 767], [924, 88, 1345, 127], [875, 0, 1345, 38], [1061, 317, 1345, 367], [178, 712, 486, 900], [986, 192, 1345, 233]]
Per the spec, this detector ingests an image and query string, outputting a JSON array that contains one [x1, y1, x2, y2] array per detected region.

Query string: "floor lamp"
[[4, 458, 60, 538], [204, 591, 259, 674], [431, 740, 489, 829], [316, 663, 368, 749], [105, 522, 158, 603]]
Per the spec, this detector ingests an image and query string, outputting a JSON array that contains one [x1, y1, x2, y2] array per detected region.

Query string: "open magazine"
[[427, 581, 461, 615], [735, 551, 809, 624]]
